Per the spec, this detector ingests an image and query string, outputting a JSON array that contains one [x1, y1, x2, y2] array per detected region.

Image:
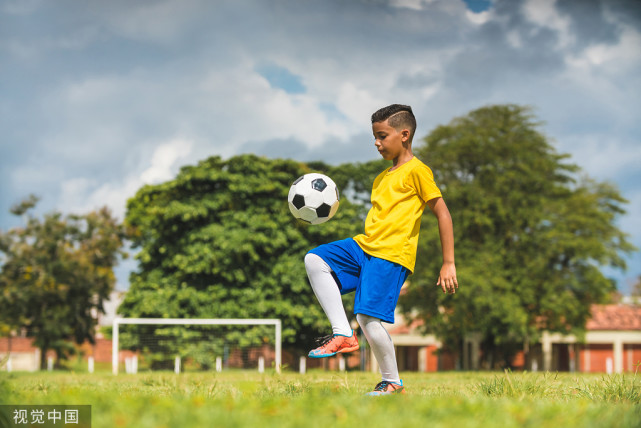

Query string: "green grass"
[[1, 370, 640, 428]]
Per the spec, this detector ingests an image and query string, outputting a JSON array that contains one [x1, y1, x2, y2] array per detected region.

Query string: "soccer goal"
[[112, 318, 282, 375]]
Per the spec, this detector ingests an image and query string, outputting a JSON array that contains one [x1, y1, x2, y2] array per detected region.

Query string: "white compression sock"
[[356, 313, 401, 384], [304, 253, 353, 337]]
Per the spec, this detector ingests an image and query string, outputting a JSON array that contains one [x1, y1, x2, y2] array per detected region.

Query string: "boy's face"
[[372, 120, 410, 161]]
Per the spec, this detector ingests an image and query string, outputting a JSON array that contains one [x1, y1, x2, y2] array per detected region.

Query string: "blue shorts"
[[308, 238, 410, 324]]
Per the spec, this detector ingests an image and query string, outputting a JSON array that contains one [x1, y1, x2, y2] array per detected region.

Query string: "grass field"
[[1, 369, 640, 428]]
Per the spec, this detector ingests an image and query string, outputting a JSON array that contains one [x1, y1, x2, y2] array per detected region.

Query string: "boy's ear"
[[401, 128, 411, 142]]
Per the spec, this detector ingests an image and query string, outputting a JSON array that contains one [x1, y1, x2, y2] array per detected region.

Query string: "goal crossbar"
[[112, 318, 282, 374]]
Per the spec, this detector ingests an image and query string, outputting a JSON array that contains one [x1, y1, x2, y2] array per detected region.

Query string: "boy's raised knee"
[[304, 253, 327, 274]]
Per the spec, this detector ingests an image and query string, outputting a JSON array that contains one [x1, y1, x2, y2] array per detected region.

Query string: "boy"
[[304, 104, 457, 395]]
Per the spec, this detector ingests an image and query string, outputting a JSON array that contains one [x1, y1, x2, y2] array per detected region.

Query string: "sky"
[[1, 0, 640, 293]]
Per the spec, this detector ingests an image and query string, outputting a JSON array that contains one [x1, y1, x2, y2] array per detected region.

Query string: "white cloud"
[[43, 74, 161, 164], [336, 82, 386, 130], [58, 138, 194, 219], [466, 10, 490, 25], [140, 139, 193, 184], [390, 0, 428, 11], [97, 0, 207, 44], [566, 24, 641, 73], [523, 0, 574, 48], [196, 62, 356, 149], [555, 24, 641, 133], [558, 134, 641, 181]]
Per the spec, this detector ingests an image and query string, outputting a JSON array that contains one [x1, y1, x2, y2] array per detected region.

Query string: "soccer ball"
[[288, 173, 340, 224]]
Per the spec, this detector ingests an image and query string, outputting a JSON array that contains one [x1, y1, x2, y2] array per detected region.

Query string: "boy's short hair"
[[371, 104, 417, 142]]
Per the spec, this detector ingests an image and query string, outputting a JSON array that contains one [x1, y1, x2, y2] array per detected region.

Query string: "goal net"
[[112, 318, 282, 374]]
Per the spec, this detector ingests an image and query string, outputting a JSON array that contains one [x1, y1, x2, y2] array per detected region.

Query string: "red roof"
[[586, 304, 641, 331]]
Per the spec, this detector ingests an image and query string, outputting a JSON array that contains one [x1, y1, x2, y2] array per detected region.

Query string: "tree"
[[399, 105, 636, 368], [119, 154, 381, 356], [0, 197, 126, 368]]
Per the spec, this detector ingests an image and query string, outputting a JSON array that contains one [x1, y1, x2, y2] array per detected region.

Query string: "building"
[[3, 296, 640, 373], [523, 304, 641, 373]]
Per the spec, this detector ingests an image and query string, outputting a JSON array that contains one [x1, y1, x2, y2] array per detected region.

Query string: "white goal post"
[[112, 318, 282, 375]]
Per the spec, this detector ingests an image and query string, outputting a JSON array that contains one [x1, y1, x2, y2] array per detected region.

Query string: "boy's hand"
[[437, 262, 458, 294]]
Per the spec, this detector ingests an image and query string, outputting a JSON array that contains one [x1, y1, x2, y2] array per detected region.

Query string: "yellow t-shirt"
[[353, 156, 441, 273]]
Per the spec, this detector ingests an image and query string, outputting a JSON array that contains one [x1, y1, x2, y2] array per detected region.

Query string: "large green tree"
[[0, 197, 126, 368], [400, 105, 636, 368], [119, 155, 383, 356]]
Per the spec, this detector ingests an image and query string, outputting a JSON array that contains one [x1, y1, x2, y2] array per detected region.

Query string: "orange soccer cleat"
[[308, 330, 359, 358]]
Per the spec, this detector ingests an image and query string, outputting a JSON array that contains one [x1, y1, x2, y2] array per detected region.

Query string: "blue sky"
[[1, 0, 640, 293]]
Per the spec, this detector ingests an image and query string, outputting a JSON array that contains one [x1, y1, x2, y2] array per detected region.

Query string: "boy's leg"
[[304, 239, 364, 358], [354, 256, 409, 395], [304, 253, 359, 358], [304, 253, 352, 336], [356, 313, 401, 386]]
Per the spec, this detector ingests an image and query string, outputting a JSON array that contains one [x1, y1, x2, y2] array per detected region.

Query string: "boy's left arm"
[[426, 197, 458, 294]]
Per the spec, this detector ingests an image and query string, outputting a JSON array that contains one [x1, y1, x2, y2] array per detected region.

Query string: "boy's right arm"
[[426, 197, 458, 294]]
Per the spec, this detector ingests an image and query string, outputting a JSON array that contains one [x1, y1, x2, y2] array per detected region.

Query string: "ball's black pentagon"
[[316, 203, 332, 218], [312, 178, 327, 192], [292, 194, 306, 209], [293, 175, 304, 185]]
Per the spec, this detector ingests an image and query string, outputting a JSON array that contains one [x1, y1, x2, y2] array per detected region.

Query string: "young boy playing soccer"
[[305, 104, 458, 395]]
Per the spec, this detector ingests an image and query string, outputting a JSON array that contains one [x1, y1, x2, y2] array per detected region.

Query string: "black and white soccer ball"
[[288, 173, 340, 224]]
